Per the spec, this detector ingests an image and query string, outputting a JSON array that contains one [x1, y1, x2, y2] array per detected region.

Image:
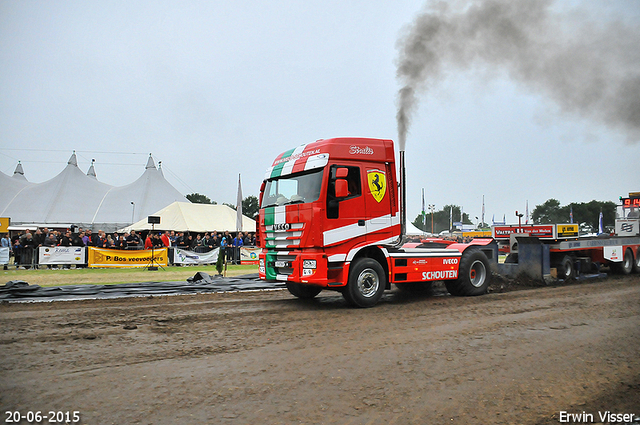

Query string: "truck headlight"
[[259, 259, 265, 267], [302, 259, 317, 269]]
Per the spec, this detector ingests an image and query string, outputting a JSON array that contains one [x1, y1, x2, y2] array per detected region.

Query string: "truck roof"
[[265, 137, 395, 180]]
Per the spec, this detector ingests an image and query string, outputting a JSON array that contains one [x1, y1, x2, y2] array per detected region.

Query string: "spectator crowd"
[[1, 227, 256, 269]]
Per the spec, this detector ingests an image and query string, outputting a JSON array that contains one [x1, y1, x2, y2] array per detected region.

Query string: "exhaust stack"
[[397, 149, 407, 247]]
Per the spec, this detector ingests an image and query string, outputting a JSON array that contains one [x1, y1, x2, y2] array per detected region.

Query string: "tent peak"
[[13, 161, 25, 176], [145, 154, 156, 169], [68, 151, 78, 166], [87, 159, 97, 178]]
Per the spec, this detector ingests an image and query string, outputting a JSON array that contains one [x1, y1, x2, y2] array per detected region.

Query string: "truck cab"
[[258, 137, 496, 307]]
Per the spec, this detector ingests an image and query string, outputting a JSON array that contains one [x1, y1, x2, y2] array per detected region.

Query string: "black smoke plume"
[[396, 0, 640, 150]]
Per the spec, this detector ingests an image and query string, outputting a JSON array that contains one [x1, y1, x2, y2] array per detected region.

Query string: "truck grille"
[[265, 223, 304, 249]]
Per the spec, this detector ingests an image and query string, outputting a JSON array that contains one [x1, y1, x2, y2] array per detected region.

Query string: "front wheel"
[[342, 258, 386, 308], [445, 249, 491, 296]]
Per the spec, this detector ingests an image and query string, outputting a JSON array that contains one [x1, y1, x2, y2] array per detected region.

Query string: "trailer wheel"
[[612, 248, 634, 275], [445, 249, 491, 296], [558, 255, 575, 280], [286, 282, 322, 299], [633, 248, 640, 274], [342, 258, 386, 308]]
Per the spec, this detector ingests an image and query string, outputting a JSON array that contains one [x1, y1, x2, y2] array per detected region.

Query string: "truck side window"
[[327, 165, 361, 219]]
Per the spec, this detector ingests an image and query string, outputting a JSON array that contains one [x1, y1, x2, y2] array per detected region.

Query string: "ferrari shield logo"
[[367, 170, 386, 203]]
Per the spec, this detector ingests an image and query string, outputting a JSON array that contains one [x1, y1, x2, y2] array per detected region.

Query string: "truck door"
[[364, 166, 393, 242], [324, 165, 367, 247]]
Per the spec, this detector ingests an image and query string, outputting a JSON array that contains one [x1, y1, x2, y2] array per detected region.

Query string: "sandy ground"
[[0, 275, 639, 425]]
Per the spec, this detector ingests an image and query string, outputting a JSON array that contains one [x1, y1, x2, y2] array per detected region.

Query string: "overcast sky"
[[1, 0, 639, 226]]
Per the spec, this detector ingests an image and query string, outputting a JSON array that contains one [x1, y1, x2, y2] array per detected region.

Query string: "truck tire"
[[342, 258, 386, 308], [633, 248, 640, 274], [612, 248, 633, 275], [558, 255, 575, 280], [445, 249, 491, 296], [286, 282, 322, 299]]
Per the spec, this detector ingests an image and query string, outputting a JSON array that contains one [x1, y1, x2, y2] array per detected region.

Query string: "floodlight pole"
[[131, 201, 135, 223]]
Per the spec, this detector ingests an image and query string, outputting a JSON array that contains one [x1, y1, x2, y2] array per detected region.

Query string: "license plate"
[[275, 261, 288, 268]]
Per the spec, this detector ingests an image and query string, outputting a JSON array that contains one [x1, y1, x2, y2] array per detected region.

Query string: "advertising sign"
[[556, 224, 579, 238], [604, 246, 623, 262], [615, 219, 639, 236], [39, 246, 86, 265], [88, 247, 168, 268], [0, 247, 9, 265], [240, 247, 261, 265], [492, 225, 555, 239], [173, 248, 219, 265], [0, 217, 9, 232]]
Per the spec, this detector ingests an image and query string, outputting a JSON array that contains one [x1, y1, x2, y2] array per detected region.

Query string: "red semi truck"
[[257, 137, 496, 307]]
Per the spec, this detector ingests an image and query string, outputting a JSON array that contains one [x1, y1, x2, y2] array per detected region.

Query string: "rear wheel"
[[633, 248, 640, 274], [445, 249, 491, 296], [612, 248, 633, 275], [342, 258, 386, 308], [286, 282, 322, 299], [557, 255, 575, 280]]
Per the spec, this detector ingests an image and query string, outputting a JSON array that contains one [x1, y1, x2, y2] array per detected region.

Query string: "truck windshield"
[[261, 169, 324, 208]]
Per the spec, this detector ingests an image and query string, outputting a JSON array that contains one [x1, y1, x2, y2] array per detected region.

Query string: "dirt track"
[[1, 276, 639, 425]]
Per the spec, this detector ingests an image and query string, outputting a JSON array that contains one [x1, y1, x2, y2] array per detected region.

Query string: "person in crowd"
[[185, 234, 194, 250], [169, 231, 177, 246], [161, 231, 171, 247], [105, 234, 115, 248], [152, 233, 164, 248], [60, 231, 73, 247], [115, 234, 126, 250], [126, 230, 141, 249], [144, 232, 153, 249], [12, 236, 22, 267], [232, 232, 244, 264], [20, 231, 36, 269], [33, 228, 45, 248], [191, 234, 202, 250], [219, 234, 228, 263], [175, 232, 185, 249], [72, 231, 84, 247], [202, 233, 214, 252], [211, 231, 219, 247]]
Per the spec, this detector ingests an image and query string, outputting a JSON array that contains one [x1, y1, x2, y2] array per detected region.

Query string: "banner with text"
[[88, 247, 168, 268], [0, 247, 9, 265], [39, 246, 86, 265], [240, 246, 260, 265], [173, 248, 219, 265]]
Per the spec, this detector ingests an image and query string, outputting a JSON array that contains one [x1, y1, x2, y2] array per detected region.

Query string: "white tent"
[[0, 153, 191, 232], [406, 221, 431, 236], [90, 156, 189, 230], [0, 164, 34, 210], [119, 202, 256, 233], [0, 153, 112, 227]]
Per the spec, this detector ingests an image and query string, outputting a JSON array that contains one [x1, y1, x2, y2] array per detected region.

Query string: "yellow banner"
[[0, 217, 9, 233], [88, 247, 168, 268], [557, 224, 579, 237]]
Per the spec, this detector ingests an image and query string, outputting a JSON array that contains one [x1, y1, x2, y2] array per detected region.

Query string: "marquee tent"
[[0, 164, 33, 209], [119, 202, 256, 233], [0, 153, 190, 232]]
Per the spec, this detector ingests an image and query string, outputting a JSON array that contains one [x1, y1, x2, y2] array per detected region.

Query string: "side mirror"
[[335, 179, 349, 198]]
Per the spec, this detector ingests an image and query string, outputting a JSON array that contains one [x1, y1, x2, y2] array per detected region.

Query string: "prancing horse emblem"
[[367, 170, 386, 203]]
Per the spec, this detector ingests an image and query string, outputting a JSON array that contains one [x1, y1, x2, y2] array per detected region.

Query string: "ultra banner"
[[0, 247, 9, 265], [39, 246, 86, 265], [88, 247, 168, 268], [173, 248, 219, 265], [240, 247, 260, 265]]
